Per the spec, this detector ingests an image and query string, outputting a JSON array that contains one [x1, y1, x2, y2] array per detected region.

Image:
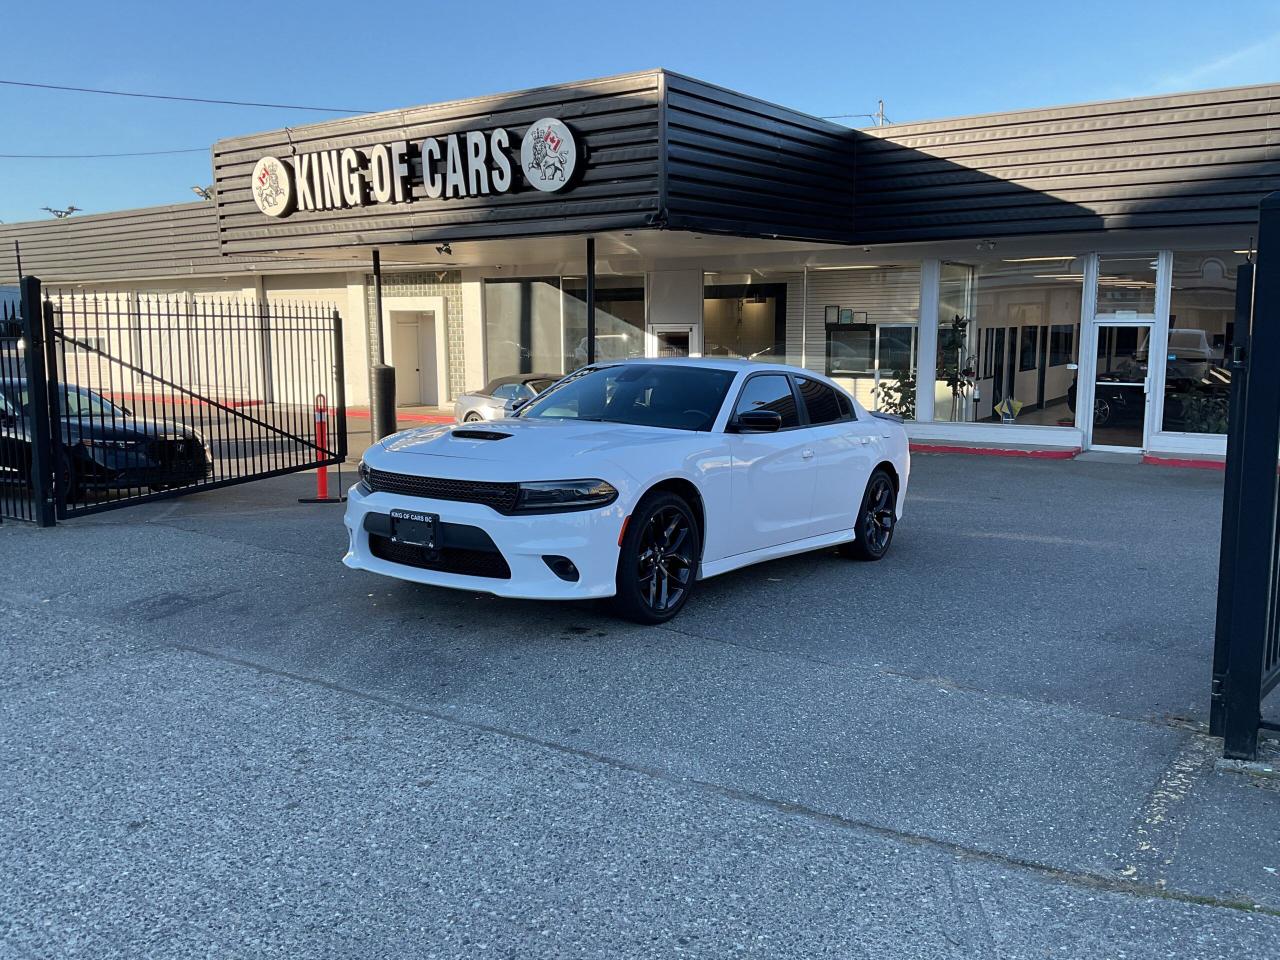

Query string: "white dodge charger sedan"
[[344, 359, 909, 623]]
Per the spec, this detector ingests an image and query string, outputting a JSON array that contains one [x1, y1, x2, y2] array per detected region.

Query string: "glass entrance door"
[[1089, 323, 1152, 449], [648, 323, 701, 358]]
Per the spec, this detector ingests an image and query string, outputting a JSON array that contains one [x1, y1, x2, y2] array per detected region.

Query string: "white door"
[[724, 372, 817, 556], [647, 322, 702, 358], [1087, 323, 1152, 450], [391, 311, 439, 406], [794, 375, 878, 535]]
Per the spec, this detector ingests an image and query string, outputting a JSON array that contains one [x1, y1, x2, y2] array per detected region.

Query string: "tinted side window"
[[491, 383, 519, 400], [733, 375, 799, 428], [836, 391, 854, 420], [797, 377, 843, 425]]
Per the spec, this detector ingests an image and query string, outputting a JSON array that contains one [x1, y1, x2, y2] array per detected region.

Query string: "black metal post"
[[1211, 262, 1255, 737], [332, 308, 349, 462], [19, 277, 55, 527], [370, 250, 397, 441], [13, 239, 22, 282], [585, 237, 596, 365], [1222, 191, 1280, 760]]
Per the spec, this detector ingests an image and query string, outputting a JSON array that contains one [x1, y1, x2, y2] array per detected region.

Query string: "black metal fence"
[[1212, 190, 1279, 760], [0, 297, 39, 522], [0, 276, 346, 525]]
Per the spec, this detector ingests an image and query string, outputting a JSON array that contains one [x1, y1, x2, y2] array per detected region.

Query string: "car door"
[[724, 372, 818, 556], [795, 376, 879, 536]]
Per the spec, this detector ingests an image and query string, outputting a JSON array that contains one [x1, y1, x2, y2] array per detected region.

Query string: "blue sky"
[[3, 0, 1279, 224]]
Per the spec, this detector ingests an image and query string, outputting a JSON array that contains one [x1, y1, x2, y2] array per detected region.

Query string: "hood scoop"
[[452, 429, 511, 441]]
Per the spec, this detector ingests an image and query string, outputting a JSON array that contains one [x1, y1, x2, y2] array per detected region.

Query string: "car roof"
[[481, 372, 558, 389], [602, 356, 811, 375]]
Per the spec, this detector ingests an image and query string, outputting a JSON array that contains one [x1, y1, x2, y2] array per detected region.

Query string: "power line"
[[0, 148, 208, 158], [0, 79, 371, 114]]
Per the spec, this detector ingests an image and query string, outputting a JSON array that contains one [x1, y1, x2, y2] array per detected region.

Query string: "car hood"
[[65, 416, 200, 441], [378, 418, 702, 468]]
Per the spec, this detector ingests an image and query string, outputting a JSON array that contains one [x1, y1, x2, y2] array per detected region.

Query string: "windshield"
[[518, 363, 736, 431], [0, 382, 125, 419]]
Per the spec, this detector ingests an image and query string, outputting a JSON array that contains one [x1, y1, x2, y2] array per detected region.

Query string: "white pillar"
[[916, 259, 941, 423]]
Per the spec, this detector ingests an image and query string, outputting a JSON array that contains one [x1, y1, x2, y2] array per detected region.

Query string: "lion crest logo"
[[519, 119, 577, 192], [251, 156, 295, 218]]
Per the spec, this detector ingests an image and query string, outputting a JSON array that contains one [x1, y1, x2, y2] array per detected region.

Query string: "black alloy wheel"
[[1093, 397, 1112, 426], [840, 468, 896, 561], [613, 491, 700, 624]]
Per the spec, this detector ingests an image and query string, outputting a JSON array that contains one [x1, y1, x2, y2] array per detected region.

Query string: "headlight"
[[81, 439, 143, 450], [512, 479, 618, 513]]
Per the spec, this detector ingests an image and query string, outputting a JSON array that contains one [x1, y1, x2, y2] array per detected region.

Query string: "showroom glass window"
[[1096, 254, 1158, 317], [703, 275, 788, 361], [484, 276, 645, 381], [562, 276, 646, 368], [483, 278, 565, 380], [812, 264, 920, 418], [951, 257, 1083, 427], [934, 262, 975, 422], [1159, 251, 1247, 435]]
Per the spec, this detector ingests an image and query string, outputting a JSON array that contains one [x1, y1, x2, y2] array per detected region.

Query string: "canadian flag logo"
[[543, 128, 562, 153]]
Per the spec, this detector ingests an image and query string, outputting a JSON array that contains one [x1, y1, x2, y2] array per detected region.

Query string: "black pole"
[[369, 250, 397, 442], [1222, 192, 1280, 760], [13, 240, 21, 282], [585, 237, 596, 365], [1210, 261, 1255, 737], [19, 276, 55, 527]]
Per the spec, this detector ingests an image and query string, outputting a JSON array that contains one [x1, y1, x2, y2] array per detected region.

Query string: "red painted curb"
[[1141, 454, 1226, 471], [104, 391, 264, 410], [346, 408, 453, 424], [909, 442, 1081, 460]]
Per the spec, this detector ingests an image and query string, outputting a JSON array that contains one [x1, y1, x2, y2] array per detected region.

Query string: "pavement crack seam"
[[163, 639, 1280, 919], [1119, 734, 1219, 888]]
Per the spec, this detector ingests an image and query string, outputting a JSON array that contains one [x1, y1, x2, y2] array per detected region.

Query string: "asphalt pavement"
[[2, 452, 1278, 959]]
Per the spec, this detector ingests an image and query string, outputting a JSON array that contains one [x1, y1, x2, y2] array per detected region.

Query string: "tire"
[[1093, 398, 1112, 426], [612, 491, 701, 625], [463, 412, 484, 423], [839, 468, 897, 561], [54, 448, 80, 505]]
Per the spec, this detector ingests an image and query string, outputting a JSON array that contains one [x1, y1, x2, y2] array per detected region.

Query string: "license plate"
[[389, 509, 439, 550]]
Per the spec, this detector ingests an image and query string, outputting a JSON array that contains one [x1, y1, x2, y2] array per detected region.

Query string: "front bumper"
[[342, 482, 624, 600]]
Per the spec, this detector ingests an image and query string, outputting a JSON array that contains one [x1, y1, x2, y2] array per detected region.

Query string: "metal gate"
[[0, 276, 346, 525], [1212, 190, 1279, 759]]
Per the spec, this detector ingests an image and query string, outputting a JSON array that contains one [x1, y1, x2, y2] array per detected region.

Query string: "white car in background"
[[344, 359, 909, 623], [453, 373, 557, 422]]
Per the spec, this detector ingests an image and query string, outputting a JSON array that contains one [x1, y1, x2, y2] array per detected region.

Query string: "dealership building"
[[2, 69, 1276, 459]]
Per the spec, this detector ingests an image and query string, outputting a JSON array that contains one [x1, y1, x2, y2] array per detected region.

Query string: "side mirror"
[[506, 397, 529, 414], [734, 410, 783, 433]]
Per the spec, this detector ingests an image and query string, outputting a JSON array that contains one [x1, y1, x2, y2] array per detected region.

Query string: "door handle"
[[801, 448, 815, 459]]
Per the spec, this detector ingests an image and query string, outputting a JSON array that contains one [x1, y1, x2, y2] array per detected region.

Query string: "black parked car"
[[0, 379, 212, 496], [1067, 359, 1231, 431]]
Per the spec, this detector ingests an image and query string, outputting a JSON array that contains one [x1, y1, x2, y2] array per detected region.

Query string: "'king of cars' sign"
[[250, 118, 578, 219]]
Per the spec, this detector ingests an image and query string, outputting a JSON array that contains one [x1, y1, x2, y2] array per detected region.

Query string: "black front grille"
[[365, 467, 519, 513], [369, 534, 511, 579], [147, 438, 204, 469]]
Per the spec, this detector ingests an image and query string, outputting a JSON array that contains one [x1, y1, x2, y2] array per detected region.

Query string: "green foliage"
[[872, 368, 917, 420], [937, 315, 974, 395], [1171, 389, 1229, 434]]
